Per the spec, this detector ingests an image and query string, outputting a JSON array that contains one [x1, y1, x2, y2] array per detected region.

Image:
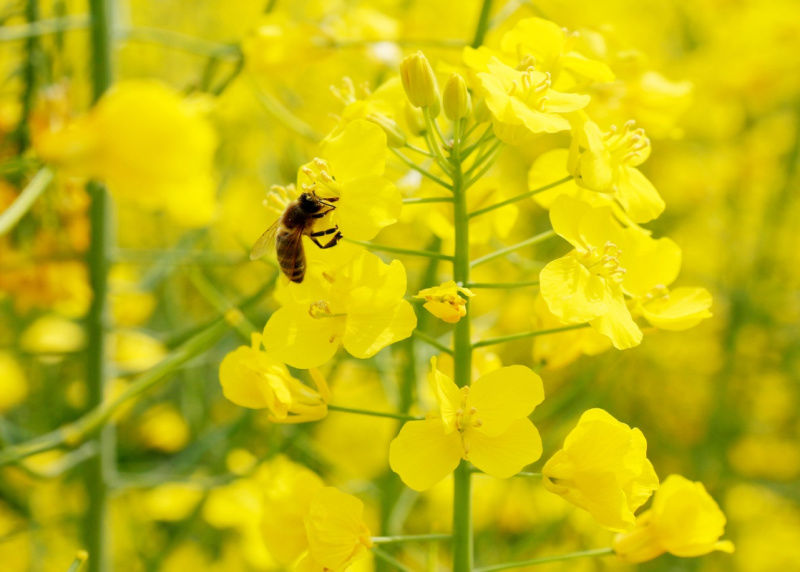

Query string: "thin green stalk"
[[345, 238, 454, 261], [403, 196, 453, 205], [66, 552, 89, 572], [0, 167, 53, 236], [464, 145, 502, 189], [471, 0, 494, 48], [251, 78, 321, 142], [460, 125, 494, 158], [372, 534, 452, 544], [327, 404, 423, 422], [372, 547, 413, 572], [470, 230, 555, 268], [187, 267, 256, 341], [390, 148, 453, 190], [450, 98, 473, 572], [475, 547, 614, 572], [465, 139, 502, 177], [119, 26, 241, 60], [0, 14, 89, 42], [469, 176, 573, 218], [412, 329, 453, 355], [465, 280, 539, 289], [473, 324, 589, 349], [86, 0, 114, 568]]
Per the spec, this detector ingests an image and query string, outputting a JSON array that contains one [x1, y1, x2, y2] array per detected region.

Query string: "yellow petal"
[[641, 287, 713, 330], [344, 299, 417, 359], [304, 487, 371, 570], [616, 166, 665, 223], [590, 294, 643, 350], [468, 418, 542, 478], [337, 176, 401, 241], [322, 119, 386, 182], [430, 357, 463, 434], [622, 236, 682, 298], [262, 307, 341, 369], [389, 419, 462, 491], [468, 366, 544, 436], [540, 254, 609, 323]]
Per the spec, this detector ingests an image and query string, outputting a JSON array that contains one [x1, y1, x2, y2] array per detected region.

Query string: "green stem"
[[470, 230, 555, 268], [372, 534, 451, 544], [86, 0, 114, 567], [475, 547, 614, 572], [450, 97, 473, 572], [390, 147, 453, 190], [471, 0, 494, 48], [66, 552, 89, 572], [0, 14, 89, 42], [473, 324, 589, 349], [0, 167, 53, 236], [345, 238, 454, 261], [469, 176, 573, 218], [403, 197, 453, 205], [412, 329, 453, 355], [119, 26, 241, 60], [187, 268, 256, 341], [327, 405, 423, 422], [465, 280, 539, 289], [251, 78, 321, 142], [372, 547, 413, 572]]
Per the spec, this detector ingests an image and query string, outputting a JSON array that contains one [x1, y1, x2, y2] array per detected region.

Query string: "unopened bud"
[[443, 73, 471, 120], [400, 51, 440, 112], [404, 103, 426, 136], [366, 113, 406, 147]]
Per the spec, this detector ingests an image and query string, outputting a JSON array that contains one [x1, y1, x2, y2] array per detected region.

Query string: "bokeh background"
[[1, 0, 799, 570]]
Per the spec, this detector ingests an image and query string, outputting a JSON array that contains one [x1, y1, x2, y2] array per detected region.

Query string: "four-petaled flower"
[[415, 280, 475, 324]]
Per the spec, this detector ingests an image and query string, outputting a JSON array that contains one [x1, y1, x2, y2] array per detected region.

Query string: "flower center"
[[508, 67, 552, 111], [454, 387, 483, 432], [301, 158, 342, 197], [604, 120, 651, 167], [579, 241, 626, 284]]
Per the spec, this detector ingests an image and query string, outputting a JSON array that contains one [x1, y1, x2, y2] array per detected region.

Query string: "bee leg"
[[310, 230, 343, 249], [310, 226, 339, 237], [312, 206, 337, 219]]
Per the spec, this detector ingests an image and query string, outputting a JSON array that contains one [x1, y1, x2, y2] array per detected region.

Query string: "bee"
[[249, 191, 343, 283]]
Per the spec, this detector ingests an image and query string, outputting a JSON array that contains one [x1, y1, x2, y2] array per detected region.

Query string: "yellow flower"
[[298, 119, 401, 241], [136, 403, 190, 453], [219, 333, 329, 423], [0, 351, 27, 414], [542, 408, 659, 531], [568, 116, 665, 222], [539, 196, 643, 349], [499, 18, 615, 87], [34, 80, 217, 227], [389, 358, 544, 491], [303, 487, 373, 571], [113, 330, 166, 373], [20, 314, 86, 355], [464, 50, 589, 141], [141, 483, 204, 522], [262, 249, 417, 368], [242, 14, 329, 77], [613, 475, 734, 562], [415, 280, 474, 324]]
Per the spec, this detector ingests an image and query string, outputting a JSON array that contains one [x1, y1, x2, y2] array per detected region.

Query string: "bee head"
[[298, 192, 321, 213]]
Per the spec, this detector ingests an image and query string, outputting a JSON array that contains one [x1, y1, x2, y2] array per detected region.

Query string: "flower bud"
[[404, 103, 426, 135], [400, 51, 440, 112], [443, 73, 471, 121], [366, 113, 406, 147]]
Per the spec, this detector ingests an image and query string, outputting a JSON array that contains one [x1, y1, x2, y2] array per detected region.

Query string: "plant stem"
[[450, 100, 473, 572], [402, 196, 453, 205], [473, 324, 589, 349], [470, 230, 555, 268], [471, 0, 494, 48], [390, 147, 453, 190], [119, 26, 240, 60], [412, 329, 453, 355], [327, 405, 423, 422], [372, 547, 413, 572], [345, 238, 454, 261], [372, 534, 452, 544], [0, 167, 53, 236], [469, 176, 573, 218], [475, 547, 614, 571], [0, 14, 89, 42], [465, 280, 539, 289], [85, 1, 114, 569]]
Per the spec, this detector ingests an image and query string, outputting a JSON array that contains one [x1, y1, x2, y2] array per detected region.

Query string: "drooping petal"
[[467, 417, 542, 478], [589, 294, 643, 350], [468, 366, 544, 436], [322, 119, 387, 182], [616, 166, 665, 223], [304, 487, 372, 571], [540, 254, 610, 323], [389, 419, 463, 491]]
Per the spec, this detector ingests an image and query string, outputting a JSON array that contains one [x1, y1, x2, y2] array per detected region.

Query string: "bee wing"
[[249, 219, 280, 261]]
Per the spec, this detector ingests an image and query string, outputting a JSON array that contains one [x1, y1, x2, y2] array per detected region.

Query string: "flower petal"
[[262, 306, 341, 368], [641, 287, 713, 330], [343, 299, 417, 359], [468, 417, 542, 478], [337, 176, 401, 241], [540, 254, 609, 323], [468, 366, 544, 436], [389, 419, 463, 491], [322, 119, 387, 182]]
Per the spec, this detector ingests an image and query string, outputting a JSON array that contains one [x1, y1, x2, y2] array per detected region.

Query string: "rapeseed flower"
[[415, 280, 474, 324], [613, 475, 734, 562], [389, 358, 544, 491], [262, 248, 416, 368], [542, 408, 659, 531], [219, 333, 329, 423]]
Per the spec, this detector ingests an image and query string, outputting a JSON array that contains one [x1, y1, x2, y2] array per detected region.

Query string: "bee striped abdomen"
[[276, 228, 305, 283]]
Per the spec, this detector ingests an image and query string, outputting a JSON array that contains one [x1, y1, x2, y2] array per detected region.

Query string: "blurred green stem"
[[470, 230, 555, 268], [471, 0, 494, 48], [0, 167, 53, 236], [473, 324, 589, 349], [0, 14, 89, 42]]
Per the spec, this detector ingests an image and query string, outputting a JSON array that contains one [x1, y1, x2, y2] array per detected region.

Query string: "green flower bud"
[[400, 51, 440, 112], [443, 73, 471, 121]]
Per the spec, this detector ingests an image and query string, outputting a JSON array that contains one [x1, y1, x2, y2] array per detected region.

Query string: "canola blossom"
[[6, 1, 788, 571]]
